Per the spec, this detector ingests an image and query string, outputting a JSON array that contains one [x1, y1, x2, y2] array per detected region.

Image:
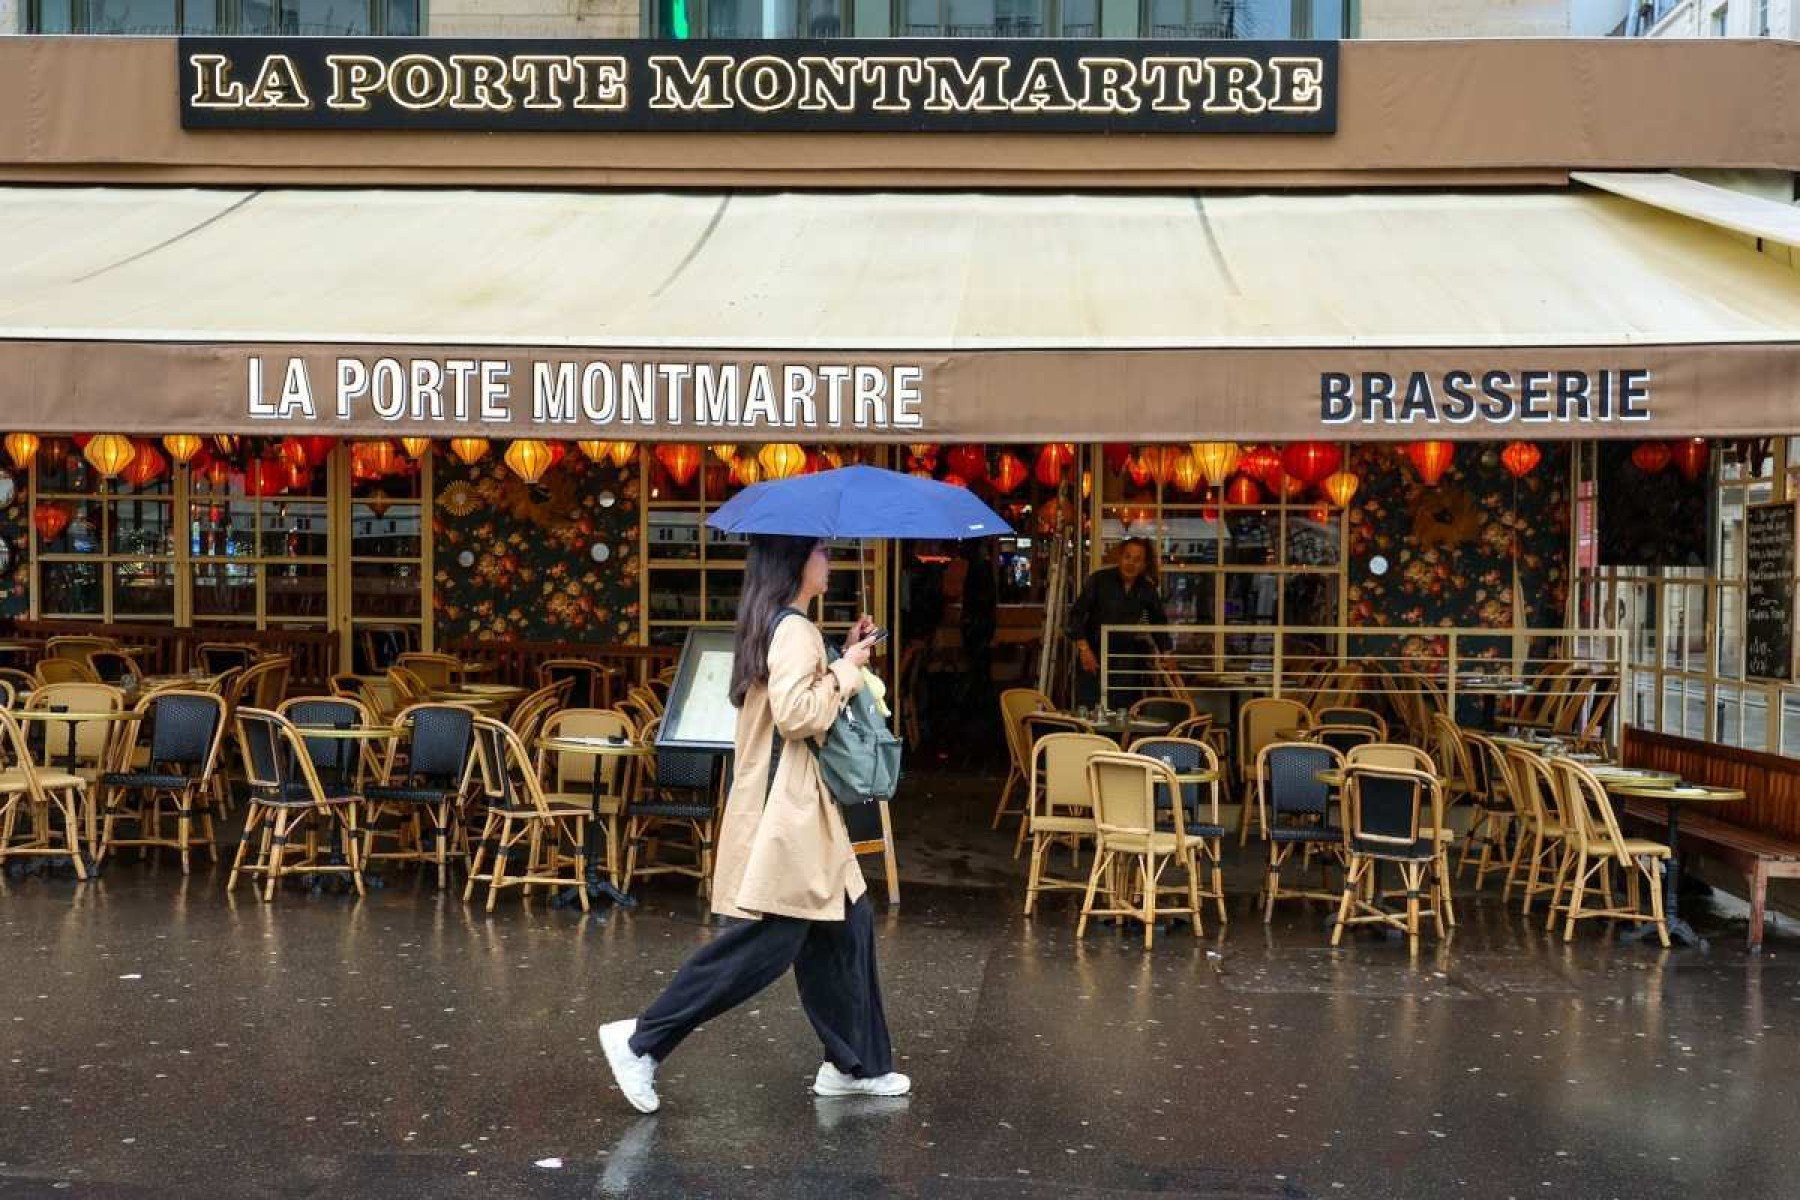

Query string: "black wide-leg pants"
[[628, 893, 894, 1078]]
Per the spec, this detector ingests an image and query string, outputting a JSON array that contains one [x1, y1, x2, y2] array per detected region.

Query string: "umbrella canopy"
[[705, 465, 1012, 540]]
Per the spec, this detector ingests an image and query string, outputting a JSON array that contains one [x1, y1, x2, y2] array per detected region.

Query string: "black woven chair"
[[99, 691, 226, 875], [1332, 765, 1446, 950], [1256, 741, 1345, 923], [86, 650, 141, 687], [1132, 735, 1228, 926], [1315, 724, 1380, 758], [623, 718, 719, 896], [229, 707, 366, 901], [363, 703, 476, 889], [197, 643, 257, 676]]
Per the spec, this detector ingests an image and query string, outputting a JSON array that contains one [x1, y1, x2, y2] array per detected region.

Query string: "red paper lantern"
[[1144, 446, 1185, 488], [1406, 441, 1455, 486], [1035, 442, 1075, 487], [1125, 454, 1152, 488], [1101, 443, 1133, 473], [119, 442, 167, 488], [1280, 441, 1342, 487], [656, 443, 703, 486], [990, 452, 1029, 494], [1240, 445, 1285, 488], [1672, 438, 1709, 482], [244, 458, 285, 497], [1630, 441, 1672, 475], [355, 439, 399, 477], [1224, 475, 1262, 505], [284, 460, 313, 491], [204, 459, 232, 490], [33, 502, 71, 543], [945, 445, 987, 483], [1499, 441, 1542, 480]]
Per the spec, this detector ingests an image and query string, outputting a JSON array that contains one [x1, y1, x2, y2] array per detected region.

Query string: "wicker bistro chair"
[[0, 667, 35, 706], [1315, 706, 1388, 738], [1013, 711, 1096, 857], [463, 717, 592, 912], [1122, 695, 1196, 749], [1021, 730, 1112, 916], [395, 652, 462, 691], [1131, 735, 1228, 926], [1257, 741, 1346, 922], [507, 680, 574, 746], [362, 702, 478, 889], [98, 690, 228, 875], [196, 643, 258, 676], [45, 635, 114, 663], [537, 708, 639, 889], [1458, 730, 1519, 890], [85, 649, 143, 687], [1502, 747, 1571, 915], [1344, 742, 1458, 927], [1314, 724, 1381, 758], [993, 687, 1052, 833], [622, 718, 719, 896], [386, 666, 435, 710], [0, 710, 92, 881], [1237, 698, 1313, 845], [279, 697, 380, 790], [1075, 751, 1207, 949], [229, 707, 367, 901], [538, 659, 616, 710], [1546, 758, 1670, 947], [24, 683, 127, 791], [35, 657, 101, 687], [1331, 764, 1449, 951]]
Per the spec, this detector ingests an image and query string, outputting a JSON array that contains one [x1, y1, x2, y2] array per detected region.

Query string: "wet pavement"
[[3, 773, 1799, 1199]]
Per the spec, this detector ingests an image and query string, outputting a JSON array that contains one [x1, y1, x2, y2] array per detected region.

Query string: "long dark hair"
[[1120, 536, 1160, 586], [730, 534, 822, 707]]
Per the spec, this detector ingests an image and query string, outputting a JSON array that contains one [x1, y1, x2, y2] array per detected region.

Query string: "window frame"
[[26, 0, 422, 35]]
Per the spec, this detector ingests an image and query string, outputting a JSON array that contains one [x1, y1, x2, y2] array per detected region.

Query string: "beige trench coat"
[[711, 613, 868, 922]]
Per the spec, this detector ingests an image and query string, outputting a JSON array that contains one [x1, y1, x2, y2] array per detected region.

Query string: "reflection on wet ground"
[[1, 778, 1797, 1199]]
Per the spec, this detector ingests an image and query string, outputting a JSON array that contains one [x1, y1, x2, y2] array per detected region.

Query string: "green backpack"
[[769, 609, 902, 808]]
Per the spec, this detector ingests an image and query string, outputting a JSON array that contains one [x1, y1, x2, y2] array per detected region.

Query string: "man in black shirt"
[[1068, 537, 1170, 710]]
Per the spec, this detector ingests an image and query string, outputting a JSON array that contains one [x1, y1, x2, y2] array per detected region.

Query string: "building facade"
[[6, 0, 1643, 39], [1631, 0, 1795, 36]]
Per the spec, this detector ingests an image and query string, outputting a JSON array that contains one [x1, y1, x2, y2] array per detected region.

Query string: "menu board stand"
[[1746, 502, 1798, 683]]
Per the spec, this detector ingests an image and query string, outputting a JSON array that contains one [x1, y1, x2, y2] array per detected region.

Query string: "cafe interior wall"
[[1345, 441, 1573, 659], [431, 450, 641, 644]]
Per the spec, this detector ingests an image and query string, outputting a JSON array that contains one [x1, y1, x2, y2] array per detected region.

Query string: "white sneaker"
[[599, 1020, 660, 1113], [813, 1061, 912, 1097]]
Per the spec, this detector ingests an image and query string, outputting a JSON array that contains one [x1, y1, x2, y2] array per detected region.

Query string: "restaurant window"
[[25, 0, 420, 34], [188, 445, 331, 632], [649, 0, 853, 37], [32, 443, 177, 624], [347, 447, 427, 655], [1143, 0, 1343, 37], [1094, 448, 1346, 666], [899, 0, 1046, 35]]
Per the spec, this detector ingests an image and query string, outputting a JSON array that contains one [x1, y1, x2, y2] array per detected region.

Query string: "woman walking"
[[600, 534, 909, 1112]]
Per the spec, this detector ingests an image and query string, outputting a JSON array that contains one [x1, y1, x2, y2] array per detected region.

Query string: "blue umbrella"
[[705, 464, 1012, 540]]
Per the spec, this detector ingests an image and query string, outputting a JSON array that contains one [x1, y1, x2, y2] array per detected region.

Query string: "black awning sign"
[[178, 38, 1337, 134]]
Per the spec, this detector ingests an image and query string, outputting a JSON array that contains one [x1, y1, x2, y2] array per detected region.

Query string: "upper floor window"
[[1148, 0, 1343, 38], [651, 0, 851, 37], [27, 0, 421, 34]]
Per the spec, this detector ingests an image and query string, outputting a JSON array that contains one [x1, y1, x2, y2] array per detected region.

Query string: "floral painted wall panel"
[[1346, 442, 1571, 661], [432, 451, 640, 644]]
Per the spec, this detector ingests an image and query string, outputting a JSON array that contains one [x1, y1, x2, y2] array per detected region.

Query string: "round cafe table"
[[1604, 778, 1744, 949], [537, 736, 651, 909]]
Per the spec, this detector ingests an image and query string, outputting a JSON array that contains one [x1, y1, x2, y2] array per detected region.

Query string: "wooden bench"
[[1621, 727, 1800, 951]]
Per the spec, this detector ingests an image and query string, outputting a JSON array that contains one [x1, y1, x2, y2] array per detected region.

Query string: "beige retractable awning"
[[0, 186, 1796, 441]]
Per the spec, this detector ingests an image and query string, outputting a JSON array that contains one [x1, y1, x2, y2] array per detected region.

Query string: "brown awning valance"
[[1, 186, 1796, 441]]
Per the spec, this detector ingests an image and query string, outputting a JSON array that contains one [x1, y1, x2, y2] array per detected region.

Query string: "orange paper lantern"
[[355, 439, 398, 477], [657, 443, 703, 486], [709, 443, 739, 462], [991, 452, 1029, 494], [1170, 452, 1205, 494], [732, 456, 764, 486], [575, 439, 608, 463], [399, 437, 431, 460], [1189, 442, 1241, 488], [33, 501, 71, 542], [503, 439, 556, 484], [1499, 441, 1542, 480], [756, 443, 806, 481], [284, 460, 313, 491], [449, 437, 490, 466], [1035, 442, 1075, 487], [1224, 475, 1262, 505], [1240, 444, 1284, 488], [603, 441, 636, 468], [162, 434, 204, 465], [119, 442, 167, 488], [4, 432, 39, 470], [1406, 441, 1455, 486], [83, 434, 137, 479], [1320, 470, 1360, 508]]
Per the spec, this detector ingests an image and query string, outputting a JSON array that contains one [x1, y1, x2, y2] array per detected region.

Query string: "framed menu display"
[[658, 627, 739, 752], [1746, 501, 1798, 682]]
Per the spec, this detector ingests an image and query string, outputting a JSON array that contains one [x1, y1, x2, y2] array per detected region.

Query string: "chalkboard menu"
[[1746, 502, 1797, 682]]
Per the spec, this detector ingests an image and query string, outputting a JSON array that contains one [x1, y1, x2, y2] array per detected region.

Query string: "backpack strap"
[[763, 606, 808, 802]]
